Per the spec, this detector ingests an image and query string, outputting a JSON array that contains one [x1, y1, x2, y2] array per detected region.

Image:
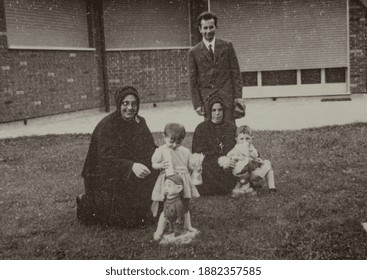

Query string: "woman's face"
[[120, 94, 138, 120], [211, 103, 223, 123]]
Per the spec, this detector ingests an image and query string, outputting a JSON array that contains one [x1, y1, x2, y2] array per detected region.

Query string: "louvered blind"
[[104, 0, 190, 49], [211, 0, 347, 71], [4, 0, 89, 48]]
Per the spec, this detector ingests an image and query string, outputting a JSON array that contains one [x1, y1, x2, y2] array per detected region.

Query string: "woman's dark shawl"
[[192, 97, 237, 195], [81, 111, 158, 227]]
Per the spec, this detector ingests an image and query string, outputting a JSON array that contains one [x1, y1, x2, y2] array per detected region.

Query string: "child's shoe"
[[245, 188, 257, 196], [240, 183, 257, 196], [268, 188, 277, 194], [232, 188, 241, 197]]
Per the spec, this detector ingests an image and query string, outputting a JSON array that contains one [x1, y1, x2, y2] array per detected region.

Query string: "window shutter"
[[104, 0, 190, 49], [5, 0, 89, 48], [211, 0, 347, 71]]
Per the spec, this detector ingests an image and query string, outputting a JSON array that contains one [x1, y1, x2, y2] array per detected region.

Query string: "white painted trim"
[[257, 71, 262, 87], [208, 0, 211, 12], [8, 45, 95, 51], [106, 47, 191, 51], [242, 83, 349, 98], [297, 69, 301, 85], [321, 68, 326, 84]]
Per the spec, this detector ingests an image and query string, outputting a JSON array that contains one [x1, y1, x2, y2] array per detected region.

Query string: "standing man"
[[188, 11, 243, 123]]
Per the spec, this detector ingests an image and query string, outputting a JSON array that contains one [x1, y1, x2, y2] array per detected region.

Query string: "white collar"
[[203, 37, 216, 52]]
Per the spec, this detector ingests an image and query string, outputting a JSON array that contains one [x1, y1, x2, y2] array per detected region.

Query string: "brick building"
[[0, 0, 366, 123]]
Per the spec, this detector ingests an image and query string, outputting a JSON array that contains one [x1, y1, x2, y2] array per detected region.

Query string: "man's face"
[[199, 18, 216, 42], [211, 102, 223, 123], [120, 94, 138, 121]]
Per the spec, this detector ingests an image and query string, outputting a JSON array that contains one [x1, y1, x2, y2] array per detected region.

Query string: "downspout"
[[347, 0, 350, 94], [0, 0, 8, 48], [189, 0, 209, 46], [94, 0, 110, 112]]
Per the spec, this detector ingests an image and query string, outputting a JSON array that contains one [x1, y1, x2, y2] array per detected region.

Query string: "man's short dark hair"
[[197, 11, 218, 28]]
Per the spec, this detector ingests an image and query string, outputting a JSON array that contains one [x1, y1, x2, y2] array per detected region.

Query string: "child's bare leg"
[[184, 211, 198, 232], [153, 212, 167, 241], [266, 169, 276, 192], [182, 198, 197, 232]]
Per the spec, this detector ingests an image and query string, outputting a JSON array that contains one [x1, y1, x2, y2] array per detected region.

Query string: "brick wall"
[[0, 48, 191, 123], [0, 50, 101, 122], [106, 49, 190, 105], [349, 0, 367, 93], [0, 0, 103, 123]]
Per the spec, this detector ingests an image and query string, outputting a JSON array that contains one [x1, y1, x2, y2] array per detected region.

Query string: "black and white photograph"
[[0, 0, 366, 277]]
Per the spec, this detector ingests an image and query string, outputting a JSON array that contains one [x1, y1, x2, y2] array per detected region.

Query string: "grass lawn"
[[1, 123, 367, 259]]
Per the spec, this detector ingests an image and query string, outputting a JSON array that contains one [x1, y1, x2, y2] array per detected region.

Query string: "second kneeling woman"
[[192, 97, 237, 196]]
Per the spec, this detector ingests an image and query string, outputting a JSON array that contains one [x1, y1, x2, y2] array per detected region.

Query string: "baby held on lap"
[[227, 125, 277, 197]]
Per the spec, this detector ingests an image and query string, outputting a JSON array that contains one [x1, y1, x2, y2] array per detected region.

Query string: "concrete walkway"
[[1, 94, 367, 139]]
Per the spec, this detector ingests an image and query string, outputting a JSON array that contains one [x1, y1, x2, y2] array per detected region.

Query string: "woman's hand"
[[132, 163, 151, 179]]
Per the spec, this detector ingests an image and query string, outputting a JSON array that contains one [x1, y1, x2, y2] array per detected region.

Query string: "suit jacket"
[[188, 38, 243, 121]]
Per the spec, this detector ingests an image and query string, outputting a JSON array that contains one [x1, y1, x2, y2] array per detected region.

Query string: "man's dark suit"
[[188, 38, 243, 122]]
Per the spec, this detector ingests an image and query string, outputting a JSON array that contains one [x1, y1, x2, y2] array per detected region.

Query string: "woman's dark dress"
[[192, 120, 237, 195], [80, 110, 158, 227]]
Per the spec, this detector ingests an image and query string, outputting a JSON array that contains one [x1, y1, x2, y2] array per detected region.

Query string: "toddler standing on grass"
[[227, 125, 277, 196], [151, 123, 200, 240]]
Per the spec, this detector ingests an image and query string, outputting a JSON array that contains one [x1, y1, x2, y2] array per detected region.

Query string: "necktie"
[[208, 44, 214, 62]]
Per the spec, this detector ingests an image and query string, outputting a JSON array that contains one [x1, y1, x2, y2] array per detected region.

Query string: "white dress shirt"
[[203, 37, 216, 53]]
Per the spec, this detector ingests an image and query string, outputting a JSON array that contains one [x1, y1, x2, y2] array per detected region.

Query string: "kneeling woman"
[[192, 97, 237, 195], [78, 86, 159, 228]]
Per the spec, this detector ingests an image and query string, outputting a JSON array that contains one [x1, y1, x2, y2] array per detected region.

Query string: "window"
[[325, 68, 346, 83], [241, 72, 257, 87], [262, 70, 297, 86], [301, 69, 321, 84]]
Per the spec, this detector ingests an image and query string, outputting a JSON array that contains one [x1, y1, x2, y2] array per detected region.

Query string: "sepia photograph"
[[0, 0, 366, 270]]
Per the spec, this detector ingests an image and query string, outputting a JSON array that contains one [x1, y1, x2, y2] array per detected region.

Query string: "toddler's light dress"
[[151, 145, 200, 202]]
